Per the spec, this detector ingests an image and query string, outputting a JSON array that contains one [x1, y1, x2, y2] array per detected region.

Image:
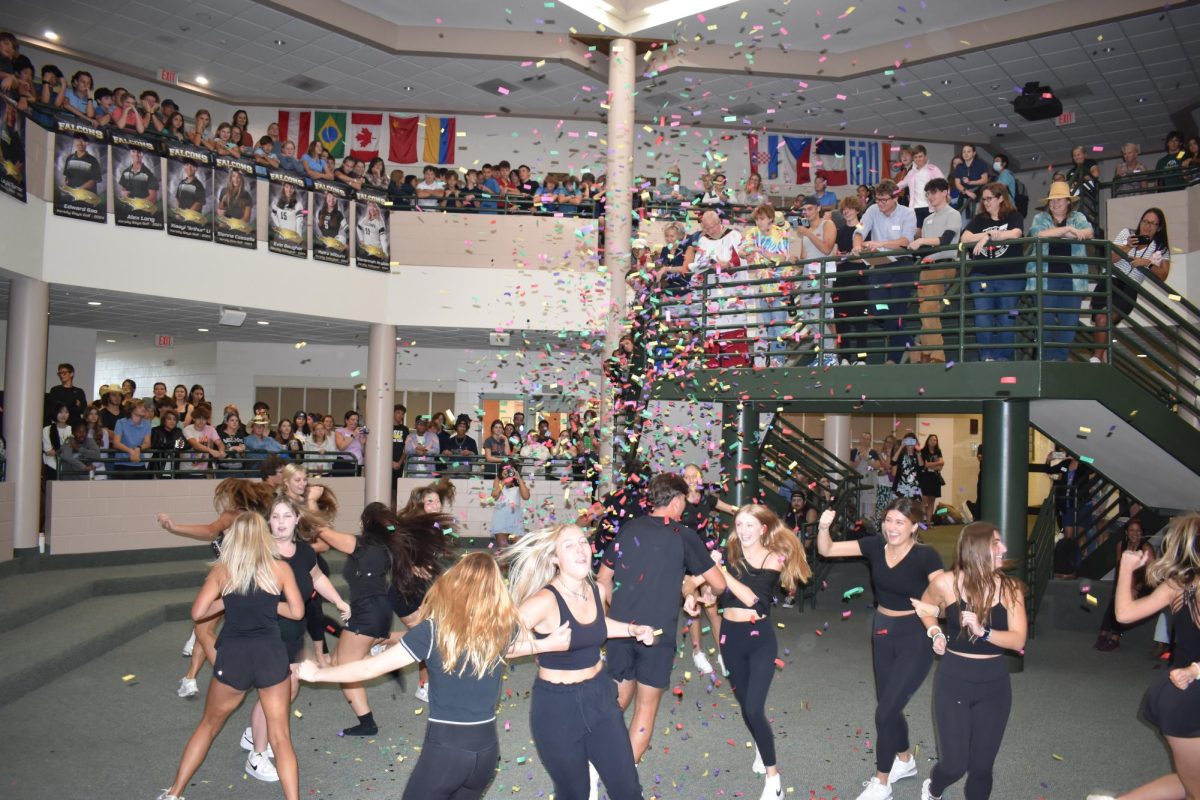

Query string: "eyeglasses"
[[1142, 219, 1161, 227], [982, 194, 999, 202], [875, 193, 895, 201]]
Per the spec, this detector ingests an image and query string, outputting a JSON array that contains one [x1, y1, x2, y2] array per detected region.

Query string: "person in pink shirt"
[[182, 403, 227, 472], [897, 145, 945, 227]]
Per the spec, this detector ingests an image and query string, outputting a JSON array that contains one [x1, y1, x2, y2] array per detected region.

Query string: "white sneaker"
[[182, 631, 196, 657], [752, 747, 766, 775], [587, 761, 600, 800], [155, 792, 183, 800], [245, 751, 279, 783], [370, 643, 387, 657], [176, 677, 197, 698], [888, 755, 917, 783], [922, 779, 937, 800], [718, 653, 728, 677], [240, 727, 274, 758], [1085, 796, 1116, 800], [760, 774, 782, 800], [854, 777, 893, 800], [414, 683, 429, 703], [692, 649, 714, 675]]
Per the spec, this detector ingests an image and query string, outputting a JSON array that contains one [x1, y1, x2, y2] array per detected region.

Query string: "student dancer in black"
[[157, 513, 305, 800], [914, 522, 1026, 800], [681, 463, 735, 676], [597, 472, 729, 763], [278, 463, 343, 664], [716, 504, 812, 800], [1087, 514, 1200, 800], [817, 500, 944, 800], [300, 552, 568, 800], [505, 523, 656, 800], [242, 494, 351, 782]]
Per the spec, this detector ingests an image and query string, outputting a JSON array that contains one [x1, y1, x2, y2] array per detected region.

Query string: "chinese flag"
[[388, 115, 419, 163]]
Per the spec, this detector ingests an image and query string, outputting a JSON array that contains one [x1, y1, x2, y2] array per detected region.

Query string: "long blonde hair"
[[1148, 514, 1200, 589], [727, 504, 812, 591], [953, 521, 1022, 631], [502, 524, 590, 606], [417, 552, 520, 677], [218, 512, 280, 596], [279, 462, 339, 538]]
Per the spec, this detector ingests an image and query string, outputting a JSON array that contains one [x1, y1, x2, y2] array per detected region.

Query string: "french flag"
[[277, 109, 311, 150]]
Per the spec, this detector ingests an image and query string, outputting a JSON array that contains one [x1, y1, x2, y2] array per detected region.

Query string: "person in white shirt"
[[852, 180, 918, 364], [356, 201, 388, 253], [685, 210, 746, 367], [415, 165, 445, 209], [896, 145, 944, 227]]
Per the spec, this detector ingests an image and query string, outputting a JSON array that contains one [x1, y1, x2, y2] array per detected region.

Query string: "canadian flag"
[[277, 109, 311, 150], [349, 112, 383, 161]]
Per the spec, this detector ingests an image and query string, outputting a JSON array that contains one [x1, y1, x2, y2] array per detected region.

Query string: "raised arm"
[[1115, 550, 1175, 624], [157, 509, 238, 541], [815, 509, 864, 558], [316, 527, 360, 555]]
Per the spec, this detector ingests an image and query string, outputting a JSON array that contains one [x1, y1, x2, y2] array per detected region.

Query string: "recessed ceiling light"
[[87, 301, 102, 306], [257, 320, 270, 325], [1104, 46, 1114, 53], [44, 30, 59, 41], [941, 79, 951, 85], [1138, 97, 1146, 104], [273, 39, 286, 46], [195, 75, 209, 86], [197, 328, 209, 332], [294, 341, 307, 349], [404, 85, 413, 91], [105, 338, 116, 343]]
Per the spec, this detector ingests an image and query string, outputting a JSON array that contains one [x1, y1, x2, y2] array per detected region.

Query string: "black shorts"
[[279, 618, 307, 664], [213, 637, 290, 691], [1091, 272, 1139, 317], [606, 633, 676, 690], [388, 583, 427, 621], [345, 595, 392, 639]]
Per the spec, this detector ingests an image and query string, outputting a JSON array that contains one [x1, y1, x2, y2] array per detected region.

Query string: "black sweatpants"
[[721, 619, 779, 766], [401, 720, 499, 800], [871, 612, 934, 773], [530, 673, 643, 800], [929, 654, 1011, 799]]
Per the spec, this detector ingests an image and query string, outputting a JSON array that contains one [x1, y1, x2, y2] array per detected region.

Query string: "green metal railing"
[[1026, 494, 1057, 638], [1110, 165, 1200, 198]]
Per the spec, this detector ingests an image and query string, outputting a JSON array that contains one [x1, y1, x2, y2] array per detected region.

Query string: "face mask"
[[992, 161, 1003, 172]]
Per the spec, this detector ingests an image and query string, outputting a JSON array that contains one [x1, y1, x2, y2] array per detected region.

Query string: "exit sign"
[[156, 334, 173, 348], [1055, 111, 1075, 126], [158, 68, 178, 85]]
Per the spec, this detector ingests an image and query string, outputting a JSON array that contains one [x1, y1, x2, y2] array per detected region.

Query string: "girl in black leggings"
[[301, 552, 567, 800], [915, 522, 1028, 800], [817, 499, 944, 800], [716, 504, 812, 800], [504, 523, 656, 800]]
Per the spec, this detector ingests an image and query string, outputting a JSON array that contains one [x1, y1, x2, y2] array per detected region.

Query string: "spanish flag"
[[422, 116, 455, 165], [314, 111, 347, 158]]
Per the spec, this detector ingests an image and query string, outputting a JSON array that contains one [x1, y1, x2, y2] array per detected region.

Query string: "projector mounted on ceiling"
[[219, 306, 247, 327], [1012, 81, 1064, 122]]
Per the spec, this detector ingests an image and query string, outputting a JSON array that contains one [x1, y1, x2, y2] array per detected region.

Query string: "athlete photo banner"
[[0, 97, 26, 203], [311, 179, 350, 266], [268, 169, 308, 259], [53, 119, 107, 223], [213, 156, 257, 249], [165, 143, 213, 241], [354, 186, 390, 273], [111, 130, 163, 229]]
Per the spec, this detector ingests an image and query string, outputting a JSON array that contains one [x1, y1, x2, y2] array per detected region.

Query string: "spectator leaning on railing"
[[851, 179, 917, 364], [1025, 181, 1094, 362], [1155, 130, 1186, 190], [1090, 207, 1171, 363], [959, 182, 1025, 362], [111, 398, 153, 478], [908, 177, 961, 363]]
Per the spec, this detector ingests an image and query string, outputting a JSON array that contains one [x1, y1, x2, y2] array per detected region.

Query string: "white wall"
[[94, 340, 218, 404]]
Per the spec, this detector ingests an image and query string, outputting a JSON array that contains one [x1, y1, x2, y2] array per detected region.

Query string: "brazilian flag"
[[314, 111, 347, 158]]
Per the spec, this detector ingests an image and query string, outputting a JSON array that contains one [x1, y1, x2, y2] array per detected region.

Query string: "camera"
[[359, 426, 369, 435]]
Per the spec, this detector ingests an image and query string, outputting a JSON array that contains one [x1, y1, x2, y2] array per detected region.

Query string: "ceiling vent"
[[476, 78, 518, 96], [283, 74, 330, 93]]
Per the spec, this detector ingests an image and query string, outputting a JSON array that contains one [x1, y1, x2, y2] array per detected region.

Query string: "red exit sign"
[[1054, 111, 1075, 126], [156, 334, 173, 348], [159, 68, 178, 85]]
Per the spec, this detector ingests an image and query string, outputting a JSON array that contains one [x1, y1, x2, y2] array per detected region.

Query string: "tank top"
[[718, 554, 780, 618], [1169, 586, 1200, 668], [536, 583, 607, 671], [944, 599, 1008, 657], [220, 583, 280, 639]]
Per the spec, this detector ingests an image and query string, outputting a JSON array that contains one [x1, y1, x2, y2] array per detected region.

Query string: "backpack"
[[1013, 176, 1029, 217]]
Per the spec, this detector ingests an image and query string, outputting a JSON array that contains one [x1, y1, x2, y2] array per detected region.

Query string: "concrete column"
[[3, 276, 49, 555], [365, 323, 396, 506], [823, 413, 851, 467], [721, 402, 761, 509], [597, 37, 636, 490]]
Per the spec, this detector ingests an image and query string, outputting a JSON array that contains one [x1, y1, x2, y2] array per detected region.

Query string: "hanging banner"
[[111, 130, 163, 229], [268, 169, 309, 259], [354, 186, 390, 273], [165, 143, 213, 241], [213, 156, 257, 249], [0, 97, 26, 203], [311, 179, 350, 266], [53, 119, 107, 223]]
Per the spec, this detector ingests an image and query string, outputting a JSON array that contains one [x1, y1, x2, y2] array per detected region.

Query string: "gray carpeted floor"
[[0, 561, 1177, 799]]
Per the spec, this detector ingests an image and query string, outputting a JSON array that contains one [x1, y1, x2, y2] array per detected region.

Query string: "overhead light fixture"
[[44, 30, 59, 41], [257, 320, 270, 325], [197, 328, 209, 332], [195, 75, 209, 86], [273, 39, 286, 46], [105, 338, 116, 343], [87, 301, 102, 306], [294, 341, 307, 349]]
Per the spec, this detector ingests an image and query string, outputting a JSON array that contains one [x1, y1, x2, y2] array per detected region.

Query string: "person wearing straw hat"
[[1025, 180, 1093, 362]]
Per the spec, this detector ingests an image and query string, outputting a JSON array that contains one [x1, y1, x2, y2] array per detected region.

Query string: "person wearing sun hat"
[[97, 383, 126, 431], [1025, 180, 1094, 362]]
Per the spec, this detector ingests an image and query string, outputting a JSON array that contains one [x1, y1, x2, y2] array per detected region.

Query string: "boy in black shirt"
[[598, 472, 728, 763]]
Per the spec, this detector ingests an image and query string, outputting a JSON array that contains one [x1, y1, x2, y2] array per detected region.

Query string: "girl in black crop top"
[[503, 523, 655, 800], [715, 505, 811, 800], [915, 522, 1027, 800], [817, 498, 944, 797], [1102, 514, 1200, 800]]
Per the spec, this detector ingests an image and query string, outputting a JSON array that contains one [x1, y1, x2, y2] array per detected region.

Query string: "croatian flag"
[[277, 109, 311, 150], [767, 135, 812, 183]]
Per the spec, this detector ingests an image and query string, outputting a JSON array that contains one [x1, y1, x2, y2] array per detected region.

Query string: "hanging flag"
[[277, 109, 311, 151], [314, 110, 347, 158], [767, 134, 812, 183], [349, 112, 383, 162], [422, 115, 455, 164], [389, 115, 419, 163], [747, 134, 762, 175], [813, 138, 847, 185], [848, 139, 889, 186]]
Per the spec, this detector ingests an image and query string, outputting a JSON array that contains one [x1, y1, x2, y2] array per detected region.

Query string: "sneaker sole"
[[245, 763, 279, 783]]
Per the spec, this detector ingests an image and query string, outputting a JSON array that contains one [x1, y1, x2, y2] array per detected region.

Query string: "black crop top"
[[343, 539, 391, 602], [1169, 587, 1200, 668], [536, 584, 607, 671], [859, 536, 944, 612], [718, 556, 781, 618], [944, 599, 1008, 656]]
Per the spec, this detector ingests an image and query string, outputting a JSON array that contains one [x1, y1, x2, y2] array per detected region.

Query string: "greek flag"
[[848, 139, 884, 186]]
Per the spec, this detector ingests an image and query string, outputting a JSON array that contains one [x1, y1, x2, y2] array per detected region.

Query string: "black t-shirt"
[[392, 424, 409, 463], [119, 165, 159, 199], [46, 385, 88, 425], [858, 535, 944, 612], [221, 189, 251, 220], [63, 150, 100, 188], [1047, 238, 1072, 275], [99, 406, 125, 432], [316, 207, 343, 237], [399, 619, 506, 724], [175, 177, 206, 210], [220, 430, 244, 456], [592, 479, 651, 562], [445, 434, 478, 455], [679, 493, 719, 543], [964, 210, 1024, 276], [602, 514, 713, 635], [343, 538, 391, 602], [286, 539, 317, 601]]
